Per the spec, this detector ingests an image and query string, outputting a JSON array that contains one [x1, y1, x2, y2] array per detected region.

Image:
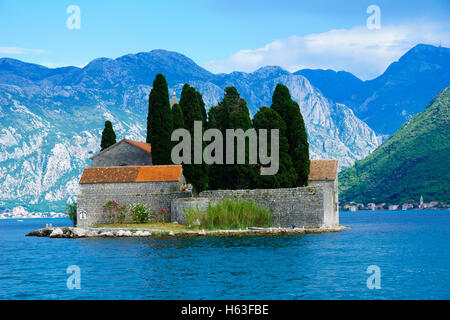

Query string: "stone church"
[[77, 137, 339, 229], [77, 139, 190, 228]]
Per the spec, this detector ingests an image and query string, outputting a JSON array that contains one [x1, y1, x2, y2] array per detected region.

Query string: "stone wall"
[[91, 142, 152, 167], [77, 182, 192, 228], [77, 181, 339, 229], [309, 179, 338, 227], [199, 185, 338, 228]]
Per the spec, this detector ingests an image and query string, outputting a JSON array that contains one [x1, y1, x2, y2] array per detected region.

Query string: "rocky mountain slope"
[[0, 50, 380, 211], [339, 87, 450, 204], [296, 44, 450, 135]]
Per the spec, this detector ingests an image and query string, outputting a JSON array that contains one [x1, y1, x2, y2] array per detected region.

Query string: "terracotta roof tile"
[[309, 160, 338, 180], [136, 165, 182, 182], [80, 167, 140, 184], [80, 165, 182, 184]]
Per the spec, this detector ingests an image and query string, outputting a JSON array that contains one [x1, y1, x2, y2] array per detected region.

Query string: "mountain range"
[[339, 87, 450, 204], [297, 44, 450, 135], [0, 44, 448, 211]]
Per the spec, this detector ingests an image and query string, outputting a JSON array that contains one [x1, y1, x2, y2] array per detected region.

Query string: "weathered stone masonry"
[[199, 186, 338, 228], [77, 140, 340, 230], [77, 181, 192, 228], [91, 139, 152, 167]]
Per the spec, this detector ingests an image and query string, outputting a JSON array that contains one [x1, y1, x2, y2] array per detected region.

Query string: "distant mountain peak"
[[399, 43, 450, 63], [294, 43, 450, 135], [251, 66, 290, 78]]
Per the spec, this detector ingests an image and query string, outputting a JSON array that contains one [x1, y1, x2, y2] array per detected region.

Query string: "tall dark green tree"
[[147, 73, 174, 164], [171, 103, 185, 129], [196, 91, 207, 125], [253, 107, 297, 188], [179, 84, 209, 193], [271, 84, 310, 186], [100, 120, 116, 151], [208, 87, 258, 190]]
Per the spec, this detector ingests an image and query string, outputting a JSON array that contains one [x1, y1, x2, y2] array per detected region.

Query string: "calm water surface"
[[0, 210, 448, 299]]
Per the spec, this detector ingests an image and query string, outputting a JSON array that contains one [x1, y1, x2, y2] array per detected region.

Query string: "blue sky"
[[0, 0, 449, 79]]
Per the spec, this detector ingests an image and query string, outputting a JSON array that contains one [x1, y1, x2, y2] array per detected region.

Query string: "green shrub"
[[129, 204, 153, 223], [66, 202, 77, 226], [103, 200, 127, 223]]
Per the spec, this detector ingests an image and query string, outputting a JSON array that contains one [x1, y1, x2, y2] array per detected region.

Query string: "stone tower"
[[170, 92, 178, 109]]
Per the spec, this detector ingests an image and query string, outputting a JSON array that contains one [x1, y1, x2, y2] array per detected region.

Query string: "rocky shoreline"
[[26, 226, 349, 238]]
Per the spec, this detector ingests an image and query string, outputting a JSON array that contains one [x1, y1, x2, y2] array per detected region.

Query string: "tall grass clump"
[[202, 199, 273, 230], [183, 206, 202, 228]]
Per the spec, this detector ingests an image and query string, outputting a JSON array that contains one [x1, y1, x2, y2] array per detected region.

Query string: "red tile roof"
[[136, 165, 182, 182], [80, 165, 182, 184], [309, 160, 338, 180]]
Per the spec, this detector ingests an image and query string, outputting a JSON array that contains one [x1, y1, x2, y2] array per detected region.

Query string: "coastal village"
[[0, 207, 66, 219], [341, 197, 449, 212]]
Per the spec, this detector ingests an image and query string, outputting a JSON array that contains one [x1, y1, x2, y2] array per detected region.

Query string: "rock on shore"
[[26, 227, 175, 238], [26, 226, 348, 238], [27, 227, 92, 238]]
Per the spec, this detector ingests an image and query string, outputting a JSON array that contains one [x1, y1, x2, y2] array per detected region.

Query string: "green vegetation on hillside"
[[339, 87, 450, 204]]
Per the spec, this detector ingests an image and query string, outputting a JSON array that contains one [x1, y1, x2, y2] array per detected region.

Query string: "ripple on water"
[[0, 212, 449, 300]]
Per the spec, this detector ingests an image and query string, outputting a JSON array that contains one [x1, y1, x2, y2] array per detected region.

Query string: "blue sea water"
[[0, 210, 448, 300]]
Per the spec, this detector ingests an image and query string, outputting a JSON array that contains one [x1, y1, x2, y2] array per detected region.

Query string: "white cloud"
[[0, 47, 47, 55], [39, 61, 88, 69], [203, 25, 450, 80]]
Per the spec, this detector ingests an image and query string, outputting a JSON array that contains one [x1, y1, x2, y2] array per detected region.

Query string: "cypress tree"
[[146, 73, 173, 165], [291, 100, 310, 186], [180, 84, 200, 131], [196, 90, 207, 125], [208, 87, 258, 190], [271, 84, 310, 186], [206, 104, 228, 189], [100, 120, 116, 151], [179, 84, 209, 193], [171, 103, 184, 130], [253, 107, 297, 188]]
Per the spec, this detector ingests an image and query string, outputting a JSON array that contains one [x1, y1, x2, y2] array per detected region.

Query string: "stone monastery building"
[[76, 139, 339, 229]]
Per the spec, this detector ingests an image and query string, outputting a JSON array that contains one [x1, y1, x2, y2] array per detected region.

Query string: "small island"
[[28, 76, 342, 238]]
